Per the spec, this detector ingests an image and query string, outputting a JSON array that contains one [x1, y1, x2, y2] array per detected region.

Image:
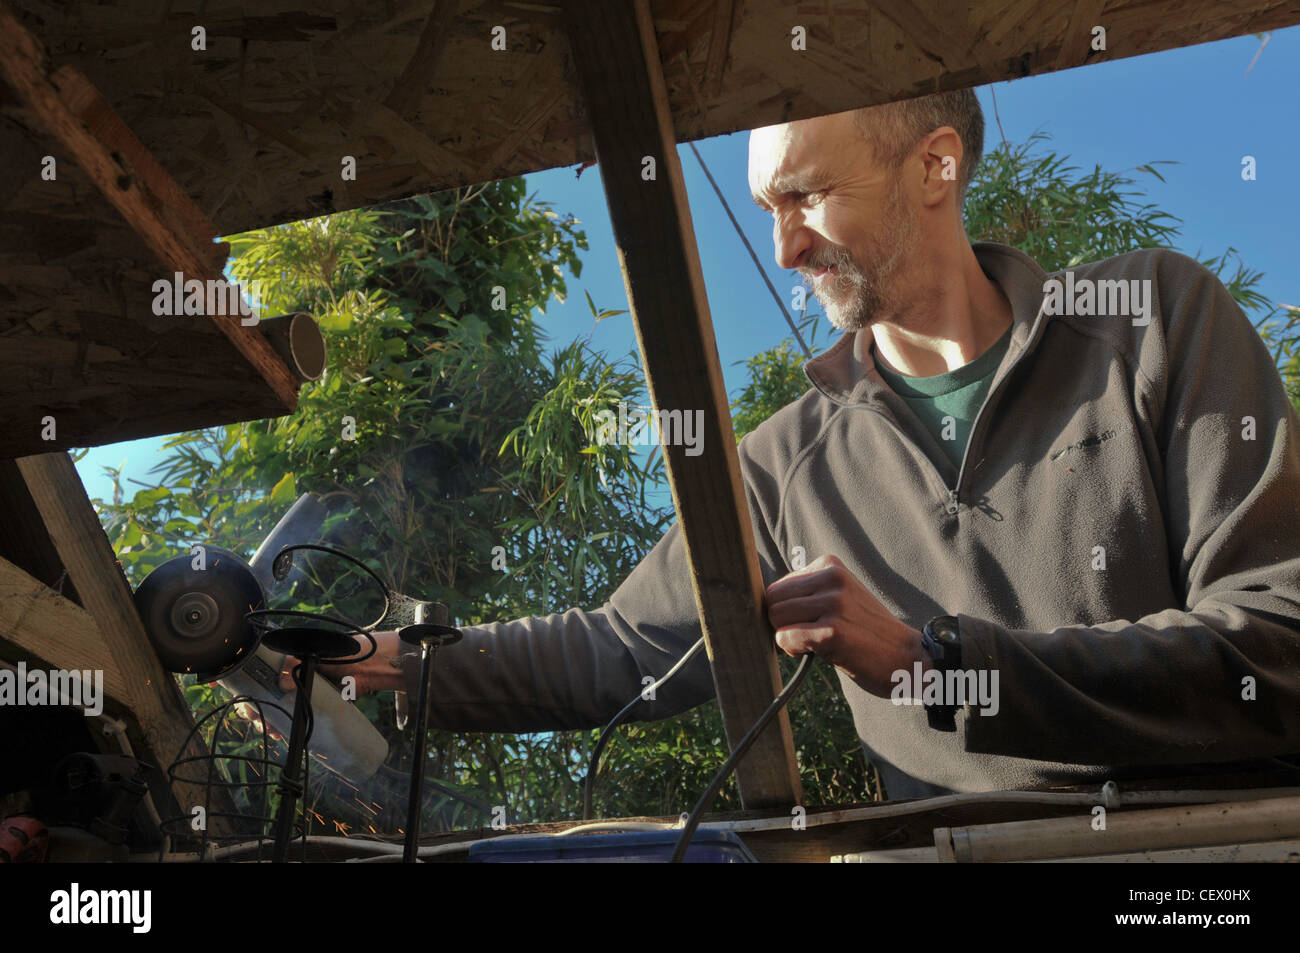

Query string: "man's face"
[[748, 112, 923, 331]]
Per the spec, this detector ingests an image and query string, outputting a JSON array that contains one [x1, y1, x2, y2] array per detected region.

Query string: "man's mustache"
[[802, 249, 861, 282]]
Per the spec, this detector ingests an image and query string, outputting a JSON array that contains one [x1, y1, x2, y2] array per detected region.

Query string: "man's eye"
[[804, 190, 827, 206]]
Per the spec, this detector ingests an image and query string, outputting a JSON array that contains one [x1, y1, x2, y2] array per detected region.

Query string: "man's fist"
[[765, 554, 928, 698], [276, 629, 408, 695]]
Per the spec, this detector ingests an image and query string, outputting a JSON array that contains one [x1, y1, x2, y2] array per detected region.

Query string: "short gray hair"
[[852, 89, 984, 206]]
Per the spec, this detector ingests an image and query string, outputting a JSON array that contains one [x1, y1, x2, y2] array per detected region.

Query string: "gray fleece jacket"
[[402, 241, 1300, 799]]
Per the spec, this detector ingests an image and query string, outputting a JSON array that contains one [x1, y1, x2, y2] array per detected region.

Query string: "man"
[[293, 90, 1300, 799]]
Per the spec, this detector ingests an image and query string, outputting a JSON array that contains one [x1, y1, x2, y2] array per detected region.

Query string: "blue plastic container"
[[467, 829, 758, 863]]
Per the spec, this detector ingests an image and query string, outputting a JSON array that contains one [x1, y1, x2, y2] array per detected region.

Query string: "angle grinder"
[[132, 545, 265, 681], [130, 494, 390, 784]]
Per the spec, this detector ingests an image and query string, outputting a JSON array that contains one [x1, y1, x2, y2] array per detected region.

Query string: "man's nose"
[[773, 214, 812, 272]]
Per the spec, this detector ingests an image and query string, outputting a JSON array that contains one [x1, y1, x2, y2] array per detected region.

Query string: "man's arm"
[[379, 434, 792, 733], [959, 253, 1300, 765]]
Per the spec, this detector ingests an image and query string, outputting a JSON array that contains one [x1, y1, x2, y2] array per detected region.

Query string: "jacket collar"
[[803, 241, 1050, 406]]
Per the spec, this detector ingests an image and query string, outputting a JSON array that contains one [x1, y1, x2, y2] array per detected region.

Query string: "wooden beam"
[[13, 451, 237, 836], [561, 0, 801, 808], [0, 458, 78, 602], [0, 553, 130, 702], [0, 0, 300, 410]]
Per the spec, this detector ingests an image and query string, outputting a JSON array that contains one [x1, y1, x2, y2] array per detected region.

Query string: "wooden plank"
[[0, 0, 300, 411], [14, 451, 238, 836], [338, 775, 1300, 863], [561, 0, 801, 809], [0, 458, 78, 602], [0, 553, 130, 702]]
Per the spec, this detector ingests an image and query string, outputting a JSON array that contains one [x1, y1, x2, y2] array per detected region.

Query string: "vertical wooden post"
[[561, 0, 801, 808]]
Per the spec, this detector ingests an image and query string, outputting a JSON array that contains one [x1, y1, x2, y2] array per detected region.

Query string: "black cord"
[[583, 638, 706, 820], [687, 141, 813, 360], [266, 543, 392, 630], [669, 653, 814, 863]]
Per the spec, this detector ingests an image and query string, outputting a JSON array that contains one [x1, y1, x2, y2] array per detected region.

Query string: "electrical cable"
[[582, 637, 706, 820], [688, 141, 813, 360], [670, 652, 815, 863], [254, 543, 393, 632]]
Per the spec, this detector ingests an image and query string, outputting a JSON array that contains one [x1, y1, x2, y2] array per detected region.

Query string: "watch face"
[[929, 615, 960, 647]]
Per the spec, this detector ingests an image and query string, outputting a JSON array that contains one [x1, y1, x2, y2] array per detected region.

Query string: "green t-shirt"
[[873, 325, 1013, 471]]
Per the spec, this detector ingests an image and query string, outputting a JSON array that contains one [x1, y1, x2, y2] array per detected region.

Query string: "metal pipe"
[[257, 312, 327, 382]]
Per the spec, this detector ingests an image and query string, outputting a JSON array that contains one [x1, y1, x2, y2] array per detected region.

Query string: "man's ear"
[[917, 126, 963, 210]]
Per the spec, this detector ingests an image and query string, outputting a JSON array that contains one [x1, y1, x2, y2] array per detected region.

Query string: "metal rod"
[[271, 655, 316, 863], [403, 644, 438, 862], [403, 602, 444, 862]]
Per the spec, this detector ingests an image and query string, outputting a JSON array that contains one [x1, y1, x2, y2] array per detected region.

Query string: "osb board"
[[9, 0, 1298, 236], [2, 0, 1296, 458], [0, 160, 290, 458], [0, 165, 291, 459]]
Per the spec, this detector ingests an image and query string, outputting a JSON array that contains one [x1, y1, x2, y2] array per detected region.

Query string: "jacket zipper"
[[850, 295, 1050, 515], [852, 404, 962, 512], [952, 297, 1050, 507]]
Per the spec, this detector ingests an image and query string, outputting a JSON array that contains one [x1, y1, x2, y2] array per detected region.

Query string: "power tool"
[[130, 494, 390, 784]]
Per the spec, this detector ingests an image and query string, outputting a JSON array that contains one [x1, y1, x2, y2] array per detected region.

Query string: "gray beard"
[[807, 183, 922, 332]]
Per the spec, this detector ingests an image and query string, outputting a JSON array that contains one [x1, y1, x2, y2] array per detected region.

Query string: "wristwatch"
[[920, 614, 962, 732]]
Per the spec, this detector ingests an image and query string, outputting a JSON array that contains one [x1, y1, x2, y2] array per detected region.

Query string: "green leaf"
[[442, 284, 467, 312], [270, 472, 296, 506], [133, 486, 171, 507], [118, 522, 143, 550]]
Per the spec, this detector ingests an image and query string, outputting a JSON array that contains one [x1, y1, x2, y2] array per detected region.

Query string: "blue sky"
[[76, 28, 1299, 510]]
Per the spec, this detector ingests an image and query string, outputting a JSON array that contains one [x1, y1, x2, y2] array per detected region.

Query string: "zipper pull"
[[946, 489, 959, 515]]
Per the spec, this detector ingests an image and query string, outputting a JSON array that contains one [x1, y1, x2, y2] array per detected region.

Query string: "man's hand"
[[276, 629, 409, 696], [765, 554, 928, 699]]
